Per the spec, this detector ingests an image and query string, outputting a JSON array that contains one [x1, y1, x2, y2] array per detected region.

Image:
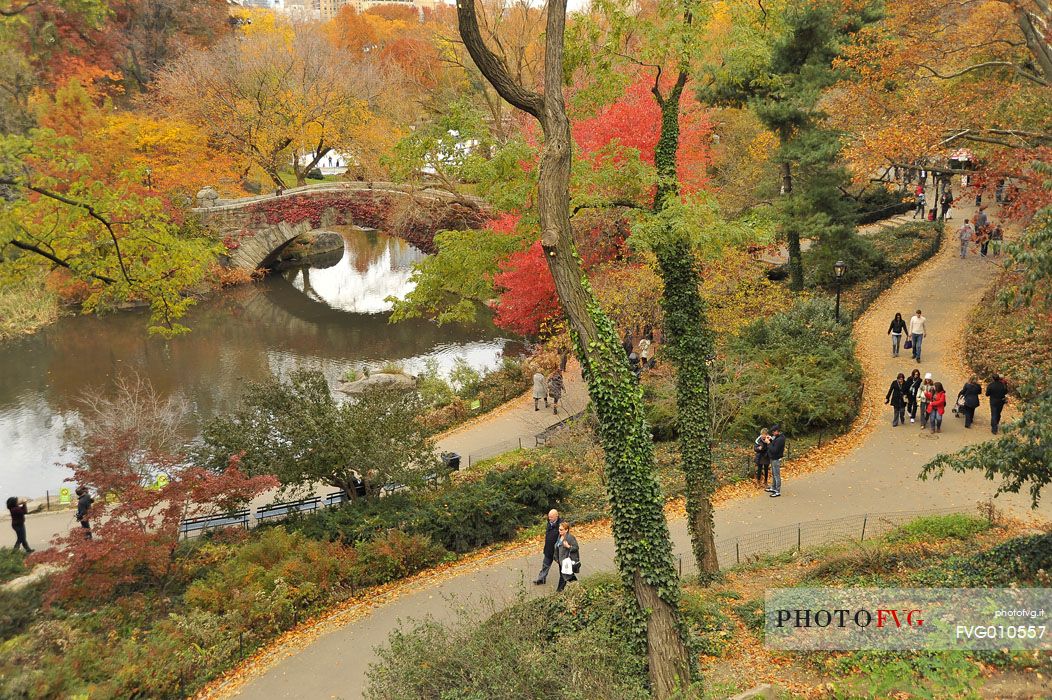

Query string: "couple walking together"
[[753, 425, 787, 498], [887, 310, 927, 362], [532, 369, 565, 414], [532, 509, 580, 592]]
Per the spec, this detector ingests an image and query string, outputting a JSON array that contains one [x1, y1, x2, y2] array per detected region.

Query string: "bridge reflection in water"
[[0, 228, 520, 497]]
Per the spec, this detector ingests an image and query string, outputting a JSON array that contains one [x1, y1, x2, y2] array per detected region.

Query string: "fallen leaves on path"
[[200, 215, 1018, 700]]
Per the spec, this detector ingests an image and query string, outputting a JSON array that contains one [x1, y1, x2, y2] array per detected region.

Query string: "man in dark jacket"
[[985, 374, 1008, 434], [767, 425, 787, 498], [957, 377, 983, 429], [75, 486, 94, 540], [533, 509, 562, 585]]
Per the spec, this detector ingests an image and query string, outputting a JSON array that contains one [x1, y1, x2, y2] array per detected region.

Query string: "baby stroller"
[[952, 395, 965, 418]]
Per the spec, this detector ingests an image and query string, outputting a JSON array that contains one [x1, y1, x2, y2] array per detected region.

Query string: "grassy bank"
[[0, 277, 59, 341]]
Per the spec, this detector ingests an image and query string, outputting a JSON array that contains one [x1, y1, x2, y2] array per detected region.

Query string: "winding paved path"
[[212, 202, 1050, 700]]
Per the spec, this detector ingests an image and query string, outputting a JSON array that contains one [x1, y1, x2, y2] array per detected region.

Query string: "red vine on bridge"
[[236, 193, 488, 254]]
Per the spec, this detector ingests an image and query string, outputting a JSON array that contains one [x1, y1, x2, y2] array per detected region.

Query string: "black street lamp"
[[833, 260, 847, 323]]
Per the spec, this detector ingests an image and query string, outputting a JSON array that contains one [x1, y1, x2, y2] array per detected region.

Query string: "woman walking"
[[556, 521, 580, 592], [6, 496, 33, 553], [905, 369, 923, 424], [990, 225, 1004, 256], [957, 377, 983, 428], [532, 371, 549, 411], [885, 373, 909, 426], [928, 382, 947, 433], [548, 369, 564, 415], [887, 312, 908, 357], [918, 372, 935, 428], [754, 428, 772, 488]]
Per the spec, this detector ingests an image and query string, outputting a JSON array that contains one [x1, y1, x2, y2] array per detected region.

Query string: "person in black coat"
[[957, 377, 983, 429], [533, 509, 563, 585], [767, 425, 787, 497], [885, 373, 909, 426], [905, 369, 923, 424], [6, 496, 33, 553], [985, 374, 1008, 434], [75, 486, 94, 540]]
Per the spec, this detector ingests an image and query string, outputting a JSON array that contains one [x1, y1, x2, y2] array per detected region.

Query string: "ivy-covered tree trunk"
[[652, 73, 720, 578], [457, 1, 692, 696]]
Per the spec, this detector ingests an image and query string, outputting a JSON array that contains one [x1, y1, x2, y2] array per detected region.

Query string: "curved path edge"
[[207, 201, 1052, 700]]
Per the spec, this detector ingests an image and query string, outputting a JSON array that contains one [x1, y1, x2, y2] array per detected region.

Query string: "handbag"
[[561, 557, 575, 575], [904, 338, 913, 350]]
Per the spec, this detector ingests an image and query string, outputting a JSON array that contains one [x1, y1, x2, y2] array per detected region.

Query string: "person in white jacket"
[[532, 372, 549, 411], [908, 310, 927, 363]]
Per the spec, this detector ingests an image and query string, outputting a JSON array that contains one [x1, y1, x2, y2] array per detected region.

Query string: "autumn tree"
[[827, 0, 1052, 216], [108, 0, 230, 92], [154, 25, 394, 188], [0, 79, 222, 334], [700, 0, 878, 290], [457, 0, 694, 694], [200, 370, 440, 501], [32, 375, 276, 602]]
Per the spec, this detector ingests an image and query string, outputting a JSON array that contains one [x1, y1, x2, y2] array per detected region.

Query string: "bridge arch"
[[192, 182, 489, 271]]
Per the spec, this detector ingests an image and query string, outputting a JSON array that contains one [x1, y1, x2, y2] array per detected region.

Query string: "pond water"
[[0, 228, 519, 498]]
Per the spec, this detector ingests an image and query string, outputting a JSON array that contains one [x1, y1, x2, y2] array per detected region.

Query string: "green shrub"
[[288, 463, 570, 554], [914, 533, 1052, 586], [0, 582, 44, 640], [185, 528, 359, 633], [885, 514, 990, 544], [366, 574, 650, 700], [828, 651, 981, 700], [725, 299, 862, 437], [354, 530, 446, 587], [731, 598, 766, 635], [0, 549, 27, 585], [680, 591, 734, 657]]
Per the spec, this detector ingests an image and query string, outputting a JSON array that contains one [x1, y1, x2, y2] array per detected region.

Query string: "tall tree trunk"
[[780, 159, 804, 290], [457, 1, 692, 696], [652, 70, 719, 579]]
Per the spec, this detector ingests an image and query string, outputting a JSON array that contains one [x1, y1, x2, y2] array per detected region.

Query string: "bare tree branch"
[[455, 0, 545, 119]]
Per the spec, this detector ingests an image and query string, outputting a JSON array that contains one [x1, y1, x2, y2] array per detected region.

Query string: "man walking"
[[958, 219, 974, 258], [766, 425, 787, 498], [533, 509, 562, 585], [909, 309, 927, 363], [940, 189, 953, 220], [985, 374, 1008, 435], [76, 486, 93, 540]]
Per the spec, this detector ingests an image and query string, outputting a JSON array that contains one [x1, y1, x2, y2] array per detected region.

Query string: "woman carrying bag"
[[556, 521, 580, 592]]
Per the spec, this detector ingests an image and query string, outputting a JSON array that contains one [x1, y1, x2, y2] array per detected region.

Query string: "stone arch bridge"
[[192, 182, 489, 270]]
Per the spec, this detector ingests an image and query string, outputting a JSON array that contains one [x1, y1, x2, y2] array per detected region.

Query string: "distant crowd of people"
[[884, 369, 1007, 434], [885, 308, 1009, 434], [956, 206, 1004, 259]]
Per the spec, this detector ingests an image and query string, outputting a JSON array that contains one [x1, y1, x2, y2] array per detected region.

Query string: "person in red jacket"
[[927, 382, 947, 433]]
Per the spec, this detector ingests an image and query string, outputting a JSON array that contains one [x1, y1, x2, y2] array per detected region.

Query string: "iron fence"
[[708, 504, 986, 570]]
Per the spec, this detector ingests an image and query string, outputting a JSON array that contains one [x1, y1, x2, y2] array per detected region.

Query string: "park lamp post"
[[833, 260, 847, 323]]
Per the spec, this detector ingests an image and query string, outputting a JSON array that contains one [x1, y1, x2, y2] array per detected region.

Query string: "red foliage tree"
[[492, 214, 628, 335], [31, 377, 276, 603], [573, 74, 713, 194]]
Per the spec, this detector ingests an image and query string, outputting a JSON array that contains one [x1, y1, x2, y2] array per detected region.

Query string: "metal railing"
[[710, 504, 985, 569]]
